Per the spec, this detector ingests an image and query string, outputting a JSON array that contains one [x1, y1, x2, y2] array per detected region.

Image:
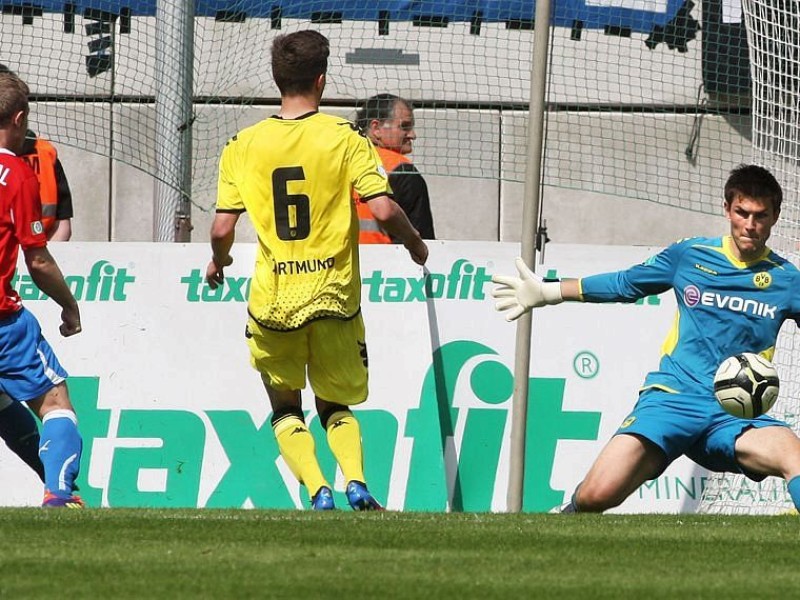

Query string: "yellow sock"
[[273, 416, 329, 498], [325, 411, 365, 484]]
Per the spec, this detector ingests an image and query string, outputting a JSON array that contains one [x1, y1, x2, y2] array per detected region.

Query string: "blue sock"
[[561, 484, 582, 514], [788, 475, 800, 511], [40, 409, 83, 498], [0, 397, 44, 481]]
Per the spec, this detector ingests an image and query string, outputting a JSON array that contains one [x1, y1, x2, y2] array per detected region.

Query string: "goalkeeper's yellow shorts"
[[245, 313, 368, 404]]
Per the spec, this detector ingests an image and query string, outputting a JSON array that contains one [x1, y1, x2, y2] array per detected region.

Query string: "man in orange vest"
[[0, 66, 73, 242], [19, 130, 74, 241], [355, 94, 436, 244]]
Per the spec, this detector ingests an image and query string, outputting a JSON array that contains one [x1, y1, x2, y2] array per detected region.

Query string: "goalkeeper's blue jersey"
[[579, 236, 800, 394]]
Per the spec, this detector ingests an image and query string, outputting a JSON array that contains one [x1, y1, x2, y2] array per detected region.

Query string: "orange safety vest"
[[20, 137, 59, 235], [356, 147, 411, 244]]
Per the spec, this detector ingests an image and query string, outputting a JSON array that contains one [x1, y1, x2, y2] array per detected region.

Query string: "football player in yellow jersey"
[[206, 30, 427, 511]]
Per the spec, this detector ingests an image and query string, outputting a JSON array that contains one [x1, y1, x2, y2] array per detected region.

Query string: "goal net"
[[0, 0, 753, 237], [2, 1, 794, 512], [697, 0, 800, 515]]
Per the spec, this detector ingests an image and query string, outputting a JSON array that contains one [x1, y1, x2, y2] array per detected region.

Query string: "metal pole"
[[506, 0, 553, 513], [154, 0, 194, 242]]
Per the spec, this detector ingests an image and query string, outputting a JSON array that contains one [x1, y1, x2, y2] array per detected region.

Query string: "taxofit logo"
[[13, 260, 135, 301], [65, 341, 603, 512], [180, 260, 495, 304], [181, 269, 250, 302], [363, 259, 492, 302]]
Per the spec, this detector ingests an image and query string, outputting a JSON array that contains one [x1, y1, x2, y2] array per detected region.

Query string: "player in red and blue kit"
[[492, 164, 800, 513], [0, 71, 84, 507]]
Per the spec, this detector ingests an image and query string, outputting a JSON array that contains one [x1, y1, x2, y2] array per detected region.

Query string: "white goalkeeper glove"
[[491, 257, 563, 321]]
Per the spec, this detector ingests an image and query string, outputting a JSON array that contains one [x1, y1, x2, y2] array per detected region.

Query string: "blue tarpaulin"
[[2, 1, 689, 34]]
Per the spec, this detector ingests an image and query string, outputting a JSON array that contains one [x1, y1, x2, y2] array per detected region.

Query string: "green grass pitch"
[[0, 509, 797, 598]]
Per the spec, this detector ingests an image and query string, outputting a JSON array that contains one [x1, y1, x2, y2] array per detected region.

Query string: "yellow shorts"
[[246, 314, 368, 404]]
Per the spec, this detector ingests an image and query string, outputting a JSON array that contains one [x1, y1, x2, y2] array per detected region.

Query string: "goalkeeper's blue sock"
[[39, 409, 82, 498], [788, 475, 800, 511], [561, 484, 581, 513], [0, 398, 44, 481]]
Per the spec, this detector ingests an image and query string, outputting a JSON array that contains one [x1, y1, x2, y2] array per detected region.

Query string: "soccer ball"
[[713, 353, 780, 419]]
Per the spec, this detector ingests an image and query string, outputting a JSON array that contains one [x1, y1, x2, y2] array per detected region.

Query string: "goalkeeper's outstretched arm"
[[491, 257, 580, 321]]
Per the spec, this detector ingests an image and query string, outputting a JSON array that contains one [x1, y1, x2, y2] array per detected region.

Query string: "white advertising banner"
[[0, 241, 715, 512]]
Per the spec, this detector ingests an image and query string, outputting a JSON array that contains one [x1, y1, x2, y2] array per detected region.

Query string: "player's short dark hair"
[[355, 93, 411, 134], [0, 72, 29, 127], [724, 164, 783, 213], [271, 30, 329, 96]]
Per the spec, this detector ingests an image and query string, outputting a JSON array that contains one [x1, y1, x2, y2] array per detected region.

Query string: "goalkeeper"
[[206, 30, 427, 511], [492, 164, 800, 513]]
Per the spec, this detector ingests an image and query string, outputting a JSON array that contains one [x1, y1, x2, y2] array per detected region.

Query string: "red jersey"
[[0, 149, 47, 319]]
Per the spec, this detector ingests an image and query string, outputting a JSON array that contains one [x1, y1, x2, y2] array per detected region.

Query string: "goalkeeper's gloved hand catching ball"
[[491, 257, 563, 321]]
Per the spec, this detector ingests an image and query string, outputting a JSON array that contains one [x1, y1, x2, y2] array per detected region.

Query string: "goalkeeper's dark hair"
[[724, 164, 783, 213], [355, 93, 411, 135], [0, 71, 29, 127], [271, 30, 329, 96]]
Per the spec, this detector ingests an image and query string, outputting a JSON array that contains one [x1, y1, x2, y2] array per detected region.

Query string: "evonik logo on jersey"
[[683, 285, 777, 319]]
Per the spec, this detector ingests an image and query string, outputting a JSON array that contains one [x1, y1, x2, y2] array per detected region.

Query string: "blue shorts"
[[616, 387, 788, 481], [0, 308, 67, 402]]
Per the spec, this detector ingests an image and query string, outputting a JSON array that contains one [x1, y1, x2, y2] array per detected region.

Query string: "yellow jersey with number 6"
[[216, 111, 390, 331]]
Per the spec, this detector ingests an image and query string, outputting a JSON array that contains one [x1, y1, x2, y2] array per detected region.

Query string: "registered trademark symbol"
[[573, 351, 599, 379]]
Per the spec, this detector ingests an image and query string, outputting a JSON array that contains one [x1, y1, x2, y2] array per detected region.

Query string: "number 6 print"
[[273, 166, 310, 241]]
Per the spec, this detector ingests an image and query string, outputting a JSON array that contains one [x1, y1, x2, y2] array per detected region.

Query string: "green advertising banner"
[[0, 242, 728, 513]]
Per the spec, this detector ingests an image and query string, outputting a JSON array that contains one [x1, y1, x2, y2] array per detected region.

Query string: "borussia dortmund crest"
[[753, 272, 772, 289]]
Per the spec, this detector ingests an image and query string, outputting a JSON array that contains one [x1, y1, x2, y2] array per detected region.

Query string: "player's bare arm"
[[23, 246, 81, 337], [206, 212, 239, 289], [367, 194, 428, 265], [48, 218, 72, 242]]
